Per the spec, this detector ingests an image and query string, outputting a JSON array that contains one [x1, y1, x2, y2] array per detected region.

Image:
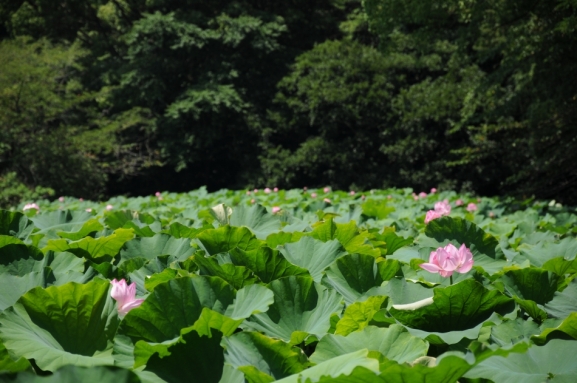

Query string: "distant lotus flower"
[[323, 198, 331, 203], [311, 192, 317, 198], [425, 200, 451, 224], [79, 198, 84, 202], [387, 195, 392, 199], [420, 243, 474, 278], [264, 188, 271, 194], [419, 192, 427, 198], [323, 187, 330, 193], [272, 206, 281, 214], [361, 195, 366, 200], [250, 199, 255, 204], [489, 211, 495, 218], [455, 199, 463, 206], [303, 186, 308, 191], [155, 191, 161, 197], [273, 187, 279, 192], [110, 279, 144, 317], [23, 203, 40, 212], [350, 191, 356, 196], [254, 189, 259, 193], [86, 208, 92, 213], [467, 203, 478, 212], [430, 188, 437, 193], [106, 204, 114, 211], [58, 196, 65, 202]]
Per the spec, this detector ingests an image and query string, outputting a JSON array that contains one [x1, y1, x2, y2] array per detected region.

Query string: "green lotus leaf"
[[532, 312, 577, 345], [310, 220, 380, 257], [542, 256, 577, 277], [243, 276, 344, 342], [425, 216, 502, 259], [224, 284, 274, 320], [229, 246, 309, 283], [362, 200, 396, 220], [161, 222, 204, 239], [544, 279, 577, 319], [335, 296, 388, 336], [144, 327, 225, 383], [56, 219, 104, 240], [223, 331, 308, 381], [30, 210, 93, 245], [119, 275, 235, 343], [0, 210, 34, 241], [0, 339, 30, 373], [229, 204, 283, 239], [0, 279, 118, 371], [279, 237, 347, 283], [382, 277, 434, 305], [465, 339, 577, 382], [390, 279, 515, 333], [0, 236, 43, 276], [311, 324, 428, 365], [120, 233, 194, 265], [324, 254, 399, 304], [0, 271, 50, 311], [0, 365, 142, 383], [197, 225, 262, 255], [490, 317, 542, 346], [43, 228, 135, 263], [194, 253, 256, 289]]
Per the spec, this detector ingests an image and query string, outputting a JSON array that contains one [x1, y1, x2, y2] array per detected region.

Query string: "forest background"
[[1, 0, 576, 207]]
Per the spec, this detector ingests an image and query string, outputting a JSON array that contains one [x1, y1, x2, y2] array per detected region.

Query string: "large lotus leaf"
[[0, 236, 44, 276], [275, 349, 379, 383], [127, 256, 172, 295], [544, 278, 577, 319], [0, 210, 34, 241], [161, 222, 204, 239], [390, 279, 515, 333], [311, 325, 428, 365], [43, 251, 95, 286], [335, 296, 388, 336], [223, 331, 308, 381], [0, 339, 30, 373], [490, 317, 542, 346], [194, 253, 256, 289], [0, 279, 118, 371], [196, 226, 262, 255], [56, 219, 104, 241], [0, 271, 50, 311], [465, 339, 577, 382], [532, 312, 577, 345], [0, 365, 142, 383], [516, 237, 577, 267], [30, 210, 93, 243], [119, 276, 235, 343], [497, 267, 560, 305], [279, 237, 347, 283], [310, 220, 380, 257], [543, 256, 577, 277], [324, 254, 399, 304], [144, 327, 225, 383], [362, 200, 396, 220], [43, 228, 135, 263], [119, 234, 193, 265], [229, 247, 309, 283], [425, 216, 501, 258], [229, 204, 282, 239], [243, 276, 344, 342], [375, 229, 413, 256], [224, 284, 274, 320], [382, 277, 434, 305]]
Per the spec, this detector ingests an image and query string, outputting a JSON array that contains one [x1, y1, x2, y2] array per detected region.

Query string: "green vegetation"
[[1, 0, 576, 205]]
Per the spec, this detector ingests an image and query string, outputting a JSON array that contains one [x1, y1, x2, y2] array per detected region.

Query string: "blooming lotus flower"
[[110, 279, 144, 317], [311, 192, 317, 198], [455, 199, 463, 206], [58, 196, 65, 202], [106, 204, 114, 211], [246, 190, 251, 195], [79, 198, 84, 202], [430, 188, 437, 193], [323, 187, 330, 193], [273, 187, 279, 192], [420, 243, 473, 277], [250, 199, 255, 204], [418, 192, 427, 198], [272, 206, 281, 214], [86, 208, 92, 213], [303, 186, 308, 191], [350, 191, 356, 196], [254, 188, 259, 193], [264, 188, 271, 194], [23, 203, 40, 212], [467, 203, 478, 212]]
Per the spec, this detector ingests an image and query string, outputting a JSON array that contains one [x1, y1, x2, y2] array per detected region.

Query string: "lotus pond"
[[1, 187, 576, 382]]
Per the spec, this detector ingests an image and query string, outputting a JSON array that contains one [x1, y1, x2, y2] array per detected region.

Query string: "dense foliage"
[[0, 188, 576, 381], [1, 0, 576, 204]]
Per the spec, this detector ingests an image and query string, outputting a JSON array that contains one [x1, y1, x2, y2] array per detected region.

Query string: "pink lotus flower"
[[303, 186, 308, 191], [430, 188, 437, 194], [387, 195, 392, 199], [250, 199, 255, 204], [323, 187, 330, 193], [272, 206, 281, 214], [420, 243, 474, 277], [467, 203, 478, 212], [58, 196, 65, 202], [425, 200, 451, 224], [311, 192, 317, 198], [273, 187, 279, 192], [79, 198, 84, 202], [264, 188, 271, 194], [246, 190, 251, 195], [419, 192, 427, 198], [254, 188, 259, 193], [350, 191, 356, 196], [23, 203, 40, 211], [323, 198, 331, 203], [455, 199, 463, 206], [155, 191, 161, 197], [106, 204, 114, 211], [110, 279, 144, 317]]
